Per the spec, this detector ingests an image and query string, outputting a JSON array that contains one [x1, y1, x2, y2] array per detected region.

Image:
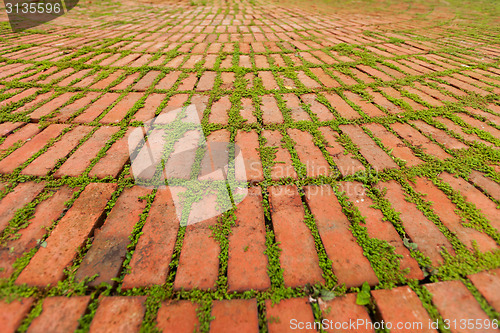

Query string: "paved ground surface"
[[0, 0, 499, 331]]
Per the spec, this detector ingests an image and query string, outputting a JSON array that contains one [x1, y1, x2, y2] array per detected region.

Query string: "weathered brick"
[[89, 296, 146, 333], [268, 185, 324, 287], [74, 93, 121, 123], [411, 177, 498, 252], [210, 299, 259, 332], [90, 71, 124, 89], [235, 130, 264, 183], [0, 88, 38, 108], [155, 71, 181, 90], [456, 113, 500, 139], [0, 123, 41, 152], [468, 170, 500, 202], [228, 187, 270, 291], [0, 186, 76, 278], [434, 117, 493, 147], [288, 128, 331, 177], [372, 286, 437, 333], [390, 122, 452, 160], [340, 125, 398, 170], [22, 126, 93, 176], [375, 180, 454, 265], [132, 93, 164, 122], [409, 120, 468, 150], [300, 93, 334, 121], [156, 301, 199, 333], [27, 297, 90, 333], [262, 130, 297, 180], [467, 268, 500, 312], [258, 71, 278, 90], [283, 93, 310, 121], [340, 182, 423, 280], [174, 216, 219, 290], [378, 86, 425, 111], [261, 95, 284, 124], [363, 123, 422, 167], [54, 92, 102, 122], [439, 172, 500, 230], [208, 95, 231, 124], [319, 126, 365, 176], [16, 183, 117, 286], [54, 126, 119, 178], [368, 88, 406, 114], [266, 298, 315, 333], [425, 281, 496, 333], [76, 186, 151, 286], [357, 64, 394, 81], [323, 92, 361, 119], [100, 92, 143, 124], [296, 70, 321, 89], [320, 293, 374, 333], [305, 185, 378, 287], [0, 122, 24, 137], [196, 71, 217, 91], [122, 189, 180, 289], [240, 98, 257, 123], [0, 124, 68, 174], [343, 90, 386, 117], [0, 298, 34, 333]]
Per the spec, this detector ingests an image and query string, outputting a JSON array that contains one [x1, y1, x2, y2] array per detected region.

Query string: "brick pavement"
[[0, 0, 499, 331]]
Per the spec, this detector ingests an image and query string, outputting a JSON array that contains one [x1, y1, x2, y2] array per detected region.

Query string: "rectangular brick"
[[340, 182, 423, 280], [27, 297, 90, 333], [0, 123, 41, 152], [17, 183, 117, 286], [174, 216, 219, 290], [411, 177, 498, 252], [22, 126, 93, 176], [0, 186, 76, 279], [426, 281, 496, 333], [228, 188, 270, 292], [0, 124, 68, 174], [76, 186, 150, 286], [372, 286, 437, 333], [467, 269, 500, 313], [375, 180, 455, 265], [323, 92, 361, 120], [319, 127, 365, 176], [262, 130, 297, 180], [156, 301, 198, 332], [439, 172, 500, 230], [343, 90, 386, 117], [320, 293, 374, 333], [54, 126, 119, 178], [268, 185, 324, 287], [300, 93, 334, 122], [266, 298, 315, 333], [122, 189, 180, 289], [235, 130, 263, 183], [340, 125, 398, 170], [288, 128, 331, 177], [261, 95, 284, 124], [305, 185, 378, 287], [29, 92, 77, 120], [210, 299, 259, 332], [0, 298, 34, 333], [100, 92, 143, 124], [391, 122, 452, 160], [89, 297, 146, 333], [74, 93, 121, 123]]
